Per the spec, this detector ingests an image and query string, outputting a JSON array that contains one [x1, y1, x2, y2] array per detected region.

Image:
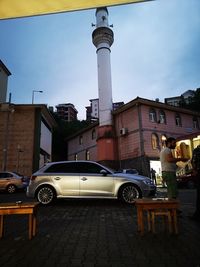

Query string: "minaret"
[[92, 7, 116, 163]]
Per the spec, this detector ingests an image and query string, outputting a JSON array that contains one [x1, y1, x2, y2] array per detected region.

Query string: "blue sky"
[[0, 0, 200, 120]]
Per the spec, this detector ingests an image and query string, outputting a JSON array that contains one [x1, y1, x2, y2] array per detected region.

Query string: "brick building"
[[0, 60, 11, 103], [85, 98, 124, 121], [56, 103, 78, 122], [0, 103, 57, 176], [67, 97, 200, 179], [164, 89, 195, 107]]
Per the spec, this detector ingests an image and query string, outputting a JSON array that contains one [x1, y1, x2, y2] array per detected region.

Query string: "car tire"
[[36, 186, 56, 205], [6, 184, 17, 193], [119, 184, 141, 204]]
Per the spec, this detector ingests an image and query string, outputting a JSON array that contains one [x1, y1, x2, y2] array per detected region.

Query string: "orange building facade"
[[67, 97, 200, 178]]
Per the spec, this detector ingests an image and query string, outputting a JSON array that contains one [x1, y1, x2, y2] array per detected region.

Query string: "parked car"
[[0, 171, 28, 193], [26, 160, 156, 205], [21, 175, 30, 188], [120, 169, 139, 175]]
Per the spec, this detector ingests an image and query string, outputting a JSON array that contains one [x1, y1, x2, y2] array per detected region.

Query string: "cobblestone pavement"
[[0, 188, 199, 267]]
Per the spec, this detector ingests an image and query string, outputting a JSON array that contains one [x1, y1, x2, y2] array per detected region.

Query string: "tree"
[[179, 88, 200, 112], [51, 114, 91, 161]]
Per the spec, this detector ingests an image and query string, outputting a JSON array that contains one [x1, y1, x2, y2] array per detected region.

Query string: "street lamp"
[[17, 144, 23, 173], [32, 90, 43, 104], [2, 104, 15, 171]]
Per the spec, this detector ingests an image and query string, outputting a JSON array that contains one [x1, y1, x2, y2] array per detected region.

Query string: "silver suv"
[[26, 161, 156, 205]]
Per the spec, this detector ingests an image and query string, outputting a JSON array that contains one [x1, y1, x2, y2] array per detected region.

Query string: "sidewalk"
[[0, 189, 199, 267]]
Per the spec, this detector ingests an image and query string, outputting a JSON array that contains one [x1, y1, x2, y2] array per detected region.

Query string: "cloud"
[[1, 0, 200, 120], [108, 0, 200, 104]]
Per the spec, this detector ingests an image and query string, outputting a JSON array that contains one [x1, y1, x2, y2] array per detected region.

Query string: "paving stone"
[[0, 189, 200, 267]]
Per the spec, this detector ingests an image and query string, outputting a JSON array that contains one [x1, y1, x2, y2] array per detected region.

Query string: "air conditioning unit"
[[120, 128, 128, 136]]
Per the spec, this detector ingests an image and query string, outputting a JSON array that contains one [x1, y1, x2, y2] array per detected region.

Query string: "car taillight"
[[31, 175, 37, 181]]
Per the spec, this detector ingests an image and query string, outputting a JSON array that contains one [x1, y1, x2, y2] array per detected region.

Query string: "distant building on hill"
[[0, 59, 11, 103], [85, 98, 124, 121], [56, 103, 78, 122], [165, 90, 195, 107]]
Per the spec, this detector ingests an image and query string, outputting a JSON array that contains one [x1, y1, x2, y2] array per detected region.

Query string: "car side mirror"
[[100, 169, 107, 176]]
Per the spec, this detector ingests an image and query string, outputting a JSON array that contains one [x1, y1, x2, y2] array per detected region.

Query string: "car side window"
[[44, 162, 107, 174], [44, 163, 80, 173], [0, 172, 11, 178], [77, 162, 104, 174]]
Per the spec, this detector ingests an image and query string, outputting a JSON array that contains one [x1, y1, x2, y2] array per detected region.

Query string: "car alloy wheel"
[[37, 186, 55, 205], [120, 184, 140, 204], [7, 184, 16, 193]]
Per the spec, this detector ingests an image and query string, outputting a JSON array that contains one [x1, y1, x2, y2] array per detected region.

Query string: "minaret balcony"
[[92, 27, 114, 47]]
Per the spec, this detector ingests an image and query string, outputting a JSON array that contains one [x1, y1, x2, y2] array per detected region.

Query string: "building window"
[[92, 129, 96, 140], [159, 110, 166, 124], [161, 134, 167, 148], [193, 117, 199, 129], [175, 113, 182, 127], [151, 133, 159, 150], [149, 108, 157, 122], [86, 150, 90, 160], [79, 135, 83, 145]]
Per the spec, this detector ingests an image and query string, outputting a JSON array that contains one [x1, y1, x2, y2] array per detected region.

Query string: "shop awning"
[[0, 0, 153, 20]]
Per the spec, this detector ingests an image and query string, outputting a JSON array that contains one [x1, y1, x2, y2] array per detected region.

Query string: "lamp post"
[[32, 90, 43, 104], [17, 145, 23, 173], [2, 103, 15, 171]]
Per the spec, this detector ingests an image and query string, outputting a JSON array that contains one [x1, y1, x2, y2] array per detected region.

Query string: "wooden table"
[[135, 198, 179, 235], [0, 202, 39, 240]]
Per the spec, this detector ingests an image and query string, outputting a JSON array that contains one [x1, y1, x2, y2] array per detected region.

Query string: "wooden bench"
[[148, 209, 173, 233], [135, 198, 179, 235], [0, 202, 39, 240]]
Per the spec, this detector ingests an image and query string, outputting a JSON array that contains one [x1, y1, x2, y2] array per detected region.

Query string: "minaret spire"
[[92, 7, 114, 126], [92, 7, 116, 164]]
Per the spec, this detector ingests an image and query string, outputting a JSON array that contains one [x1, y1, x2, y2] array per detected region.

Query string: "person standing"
[[190, 145, 200, 221], [160, 137, 188, 199], [150, 168, 157, 186]]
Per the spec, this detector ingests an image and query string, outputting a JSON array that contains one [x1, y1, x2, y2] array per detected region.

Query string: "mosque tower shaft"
[[92, 7, 114, 126], [92, 7, 116, 163]]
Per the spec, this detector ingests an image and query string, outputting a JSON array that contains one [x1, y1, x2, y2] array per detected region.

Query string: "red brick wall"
[[0, 106, 35, 175]]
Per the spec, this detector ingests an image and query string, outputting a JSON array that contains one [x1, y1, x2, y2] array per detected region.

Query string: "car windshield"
[[12, 172, 23, 176], [114, 169, 138, 174], [106, 167, 116, 173]]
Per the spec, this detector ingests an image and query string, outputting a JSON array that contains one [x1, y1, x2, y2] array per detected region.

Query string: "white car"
[[120, 169, 139, 175], [26, 161, 156, 205]]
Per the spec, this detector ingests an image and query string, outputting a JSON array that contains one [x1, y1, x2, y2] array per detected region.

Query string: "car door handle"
[[81, 177, 87, 181], [54, 177, 61, 180]]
